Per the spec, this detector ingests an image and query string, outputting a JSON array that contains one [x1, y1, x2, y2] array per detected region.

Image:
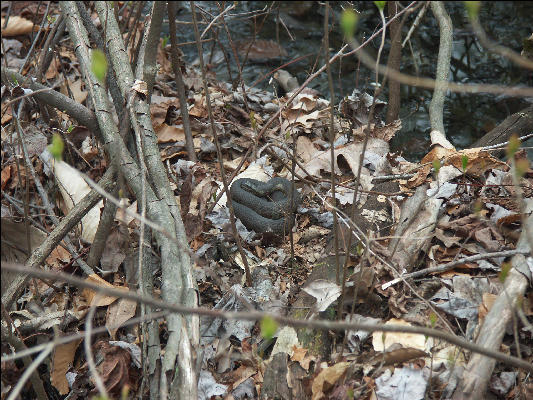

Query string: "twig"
[[381, 249, 530, 290], [2, 262, 532, 372], [471, 15, 533, 71], [1, 324, 47, 400], [323, 2, 341, 287], [480, 133, 533, 150], [85, 303, 108, 398], [18, 1, 51, 74], [200, 3, 235, 39], [2, 311, 169, 363], [191, 1, 252, 286], [6, 341, 54, 400], [346, 36, 533, 97], [3, 84, 60, 108], [168, 1, 197, 162], [402, 2, 428, 48], [429, 2, 453, 145], [1, 168, 115, 309]]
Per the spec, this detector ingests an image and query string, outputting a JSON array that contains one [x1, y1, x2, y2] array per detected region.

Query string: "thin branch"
[[6, 342, 54, 400], [84, 304, 108, 398], [2, 262, 531, 372], [191, 0, 252, 286], [429, 2, 453, 144], [382, 249, 530, 289], [168, 1, 197, 162]]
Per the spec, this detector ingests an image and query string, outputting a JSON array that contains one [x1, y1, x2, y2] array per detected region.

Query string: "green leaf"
[[161, 35, 169, 49], [260, 316, 278, 340], [356, 242, 364, 256], [374, 1, 387, 11], [121, 385, 130, 400], [67, 125, 74, 133], [48, 133, 64, 160], [461, 155, 468, 172], [473, 199, 483, 215], [429, 312, 437, 328], [499, 262, 512, 283], [514, 158, 529, 178], [340, 9, 359, 39], [432, 159, 441, 175], [250, 111, 256, 131], [91, 49, 108, 84], [506, 134, 520, 159], [464, 1, 481, 20]]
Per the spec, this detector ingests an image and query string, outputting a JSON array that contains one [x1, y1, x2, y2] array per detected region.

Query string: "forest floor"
[[1, 2, 532, 400]]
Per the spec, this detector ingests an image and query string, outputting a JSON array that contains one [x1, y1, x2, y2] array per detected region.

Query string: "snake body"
[[230, 177, 300, 235]]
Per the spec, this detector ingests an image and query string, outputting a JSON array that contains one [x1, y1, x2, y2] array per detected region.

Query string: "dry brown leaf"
[[373, 119, 402, 142], [1, 16, 38, 36], [46, 243, 71, 269], [291, 346, 314, 371], [189, 95, 208, 117], [367, 347, 428, 366], [311, 362, 350, 400], [154, 123, 185, 143], [93, 341, 136, 396], [1, 165, 13, 190], [372, 318, 432, 352], [448, 148, 508, 177], [82, 274, 127, 307], [106, 298, 137, 339], [66, 79, 88, 104], [1, 106, 13, 124], [51, 338, 82, 395], [478, 292, 497, 322], [296, 135, 316, 164]]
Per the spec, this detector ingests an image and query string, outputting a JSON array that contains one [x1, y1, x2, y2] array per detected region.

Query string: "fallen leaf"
[[311, 362, 350, 400], [51, 338, 82, 395], [1, 16, 38, 36], [82, 274, 127, 307], [106, 298, 137, 339]]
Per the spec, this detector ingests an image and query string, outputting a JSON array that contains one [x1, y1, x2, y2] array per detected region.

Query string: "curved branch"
[[3, 262, 532, 373], [429, 2, 453, 145]]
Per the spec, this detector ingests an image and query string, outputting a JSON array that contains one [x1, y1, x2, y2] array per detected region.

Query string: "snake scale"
[[230, 177, 300, 235]]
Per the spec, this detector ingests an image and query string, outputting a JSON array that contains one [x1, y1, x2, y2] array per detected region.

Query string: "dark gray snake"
[[230, 177, 300, 235]]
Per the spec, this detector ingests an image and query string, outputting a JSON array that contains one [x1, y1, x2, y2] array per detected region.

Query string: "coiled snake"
[[230, 177, 300, 235]]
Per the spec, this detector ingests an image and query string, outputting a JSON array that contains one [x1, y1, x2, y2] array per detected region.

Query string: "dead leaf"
[[67, 79, 88, 104], [100, 227, 128, 274], [372, 318, 432, 352], [106, 298, 137, 339], [1, 16, 38, 36], [132, 80, 147, 96], [154, 123, 186, 143], [51, 338, 82, 395], [91, 341, 137, 396], [311, 362, 350, 400], [1, 165, 13, 190], [479, 292, 497, 322], [39, 150, 102, 243], [302, 279, 341, 313], [81, 274, 127, 307], [367, 347, 428, 366]]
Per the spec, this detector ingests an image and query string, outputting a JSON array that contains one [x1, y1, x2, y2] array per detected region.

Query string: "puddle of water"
[[163, 2, 532, 161]]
